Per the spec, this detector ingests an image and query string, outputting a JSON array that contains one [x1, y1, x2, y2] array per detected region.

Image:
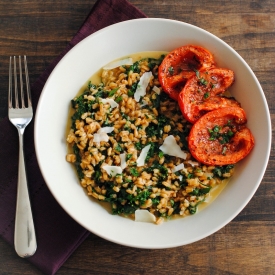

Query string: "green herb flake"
[[168, 66, 174, 75], [126, 154, 133, 161], [200, 78, 208, 86], [195, 70, 200, 79], [129, 168, 139, 177], [135, 142, 142, 150], [115, 95, 123, 103], [158, 151, 164, 158], [115, 143, 123, 152], [208, 124, 235, 145], [108, 87, 119, 97]]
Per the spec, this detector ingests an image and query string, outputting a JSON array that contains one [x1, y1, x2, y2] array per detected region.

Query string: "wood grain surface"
[[0, 0, 274, 274]]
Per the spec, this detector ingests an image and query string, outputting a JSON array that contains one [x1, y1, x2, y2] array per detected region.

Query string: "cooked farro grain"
[[66, 54, 234, 224]]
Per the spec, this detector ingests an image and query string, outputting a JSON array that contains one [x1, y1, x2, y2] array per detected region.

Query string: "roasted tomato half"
[[178, 67, 238, 123], [188, 107, 255, 165], [158, 45, 215, 100]]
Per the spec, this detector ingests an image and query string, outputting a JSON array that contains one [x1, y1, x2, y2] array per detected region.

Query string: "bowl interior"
[[34, 18, 271, 248]]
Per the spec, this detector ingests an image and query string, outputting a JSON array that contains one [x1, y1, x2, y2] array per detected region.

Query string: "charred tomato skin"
[[158, 45, 215, 101], [178, 67, 237, 123], [188, 107, 255, 165]]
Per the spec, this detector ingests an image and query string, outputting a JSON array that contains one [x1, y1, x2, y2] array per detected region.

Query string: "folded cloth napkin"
[[0, 0, 146, 274]]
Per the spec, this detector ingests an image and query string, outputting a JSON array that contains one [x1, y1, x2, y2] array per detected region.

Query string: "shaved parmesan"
[[93, 127, 114, 143], [102, 165, 122, 177], [159, 135, 187, 159], [100, 98, 118, 109], [179, 175, 183, 181], [103, 57, 133, 70], [187, 160, 199, 167], [136, 144, 151, 167], [152, 85, 161, 94], [134, 71, 153, 102], [98, 127, 114, 134], [135, 209, 156, 223], [120, 153, 127, 170], [172, 163, 185, 173], [93, 132, 109, 143]]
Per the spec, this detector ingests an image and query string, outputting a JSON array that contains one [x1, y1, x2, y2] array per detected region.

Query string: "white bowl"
[[34, 18, 271, 248]]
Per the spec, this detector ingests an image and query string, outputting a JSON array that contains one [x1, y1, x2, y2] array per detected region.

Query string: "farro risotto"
[[66, 53, 235, 225]]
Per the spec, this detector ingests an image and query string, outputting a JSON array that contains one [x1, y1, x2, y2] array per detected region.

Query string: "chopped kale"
[[108, 87, 119, 97], [129, 167, 139, 177], [72, 144, 84, 179], [212, 164, 234, 178], [128, 82, 138, 97], [134, 142, 142, 150], [126, 61, 140, 74], [191, 186, 211, 196]]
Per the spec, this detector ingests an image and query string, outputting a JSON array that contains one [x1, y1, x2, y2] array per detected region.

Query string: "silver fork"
[[8, 56, 37, 258]]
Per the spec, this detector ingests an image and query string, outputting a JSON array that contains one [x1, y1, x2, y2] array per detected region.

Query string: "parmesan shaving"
[[98, 127, 114, 134], [135, 209, 156, 223], [103, 57, 133, 70], [136, 144, 151, 167], [172, 163, 185, 173], [134, 71, 153, 102], [187, 160, 199, 167], [159, 135, 187, 159], [93, 132, 109, 143], [93, 127, 114, 143], [152, 85, 161, 94], [100, 98, 119, 109], [120, 153, 127, 170], [102, 165, 122, 177]]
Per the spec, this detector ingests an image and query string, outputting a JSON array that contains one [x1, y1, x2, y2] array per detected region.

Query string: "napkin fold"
[[0, 0, 146, 274]]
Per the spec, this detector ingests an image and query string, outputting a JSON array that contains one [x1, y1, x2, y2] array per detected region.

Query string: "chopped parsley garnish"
[[195, 70, 208, 86], [115, 95, 123, 103], [158, 151, 164, 158], [129, 168, 139, 177], [109, 87, 119, 97], [168, 66, 174, 75], [199, 78, 208, 86], [134, 142, 142, 150], [204, 92, 210, 99], [115, 143, 123, 152], [208, 122, 235, 145], [126, 154, 133, 161]]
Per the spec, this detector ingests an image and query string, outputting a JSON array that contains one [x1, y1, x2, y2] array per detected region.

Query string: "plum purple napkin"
[[0, 0, 146, 274]]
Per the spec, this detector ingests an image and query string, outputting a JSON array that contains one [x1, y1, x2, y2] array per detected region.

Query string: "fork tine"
[[8, 56, 12, 108], [13, 56, 19, 109], [24, 56, 32, 107], [19, 56, 25, 108]]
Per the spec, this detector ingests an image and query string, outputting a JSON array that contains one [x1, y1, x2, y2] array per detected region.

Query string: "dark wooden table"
[[0, 0, 274, 274]]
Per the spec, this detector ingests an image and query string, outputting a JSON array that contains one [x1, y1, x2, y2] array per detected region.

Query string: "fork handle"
[[14, 129, 37, 258]]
